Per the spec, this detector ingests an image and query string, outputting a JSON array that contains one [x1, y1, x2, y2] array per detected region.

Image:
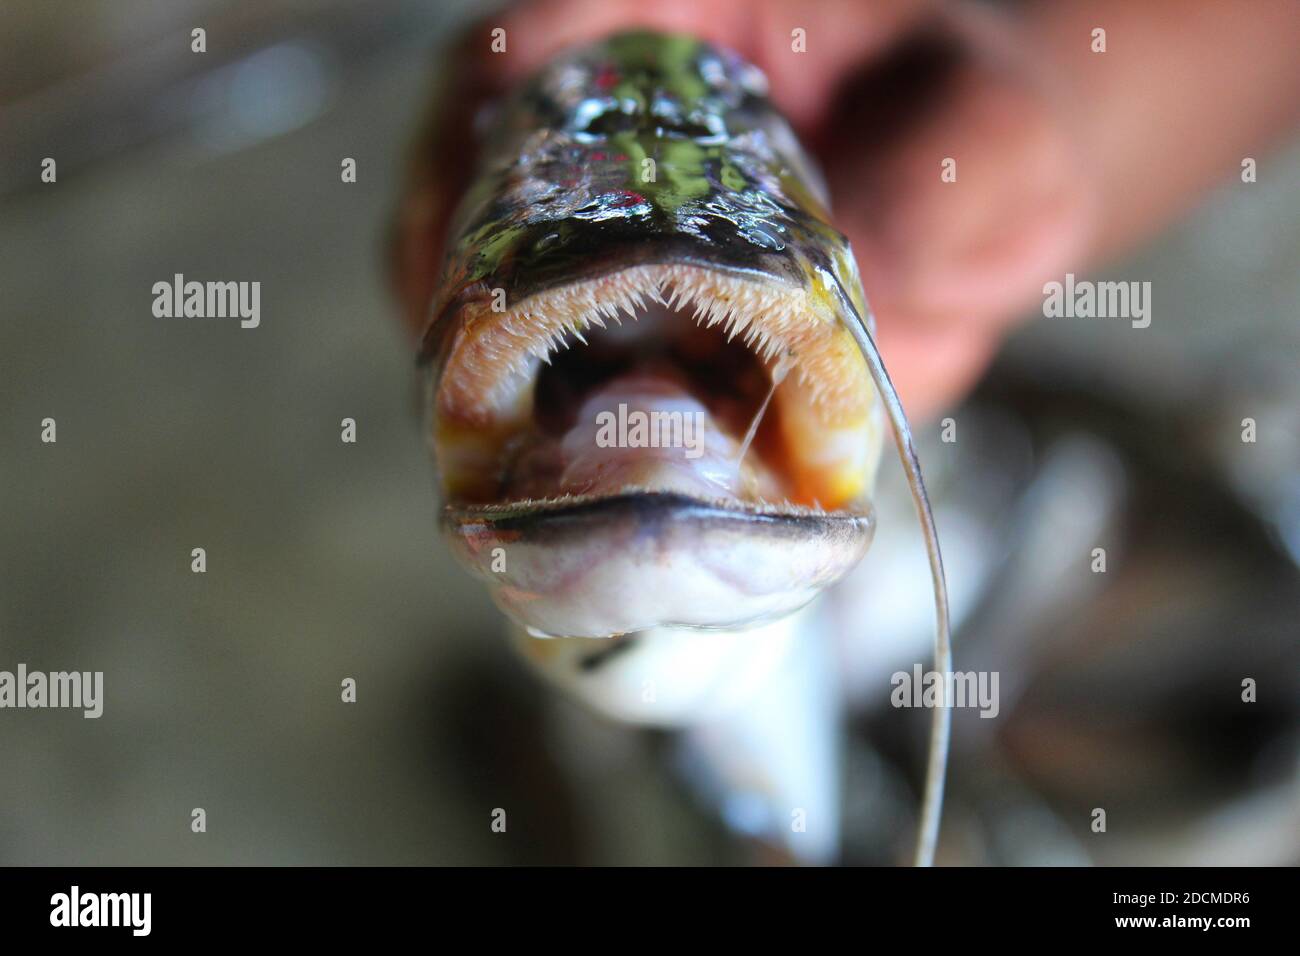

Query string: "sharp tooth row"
[[512, 266, 797, 374], [439, 263, 867, 425]]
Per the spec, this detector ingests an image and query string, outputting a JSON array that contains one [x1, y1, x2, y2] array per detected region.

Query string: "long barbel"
[[828, 269, 952, 867]]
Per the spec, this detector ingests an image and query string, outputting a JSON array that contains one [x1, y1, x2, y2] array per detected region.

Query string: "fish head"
[[420, 32, 886, 641]]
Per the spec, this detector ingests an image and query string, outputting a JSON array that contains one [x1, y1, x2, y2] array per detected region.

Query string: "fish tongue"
[[558, 373, 743, 500]]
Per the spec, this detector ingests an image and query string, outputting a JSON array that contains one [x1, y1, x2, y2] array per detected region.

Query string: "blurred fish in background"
[[0, 0, 1296, 865]]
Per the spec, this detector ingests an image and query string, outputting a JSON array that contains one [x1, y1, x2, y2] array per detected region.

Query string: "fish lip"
[[443, 490, 875, 540], [443, 491, 876, 638]]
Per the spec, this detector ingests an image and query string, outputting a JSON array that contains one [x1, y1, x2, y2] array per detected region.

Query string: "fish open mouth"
[[432, 263, 883, 517], [428, 263, 884, 637]]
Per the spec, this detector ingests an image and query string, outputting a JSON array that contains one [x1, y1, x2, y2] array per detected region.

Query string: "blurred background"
[[0, 0, 1296, 865]]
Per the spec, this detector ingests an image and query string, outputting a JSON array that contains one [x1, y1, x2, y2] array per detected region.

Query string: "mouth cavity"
[[432, 264, 882, 516]]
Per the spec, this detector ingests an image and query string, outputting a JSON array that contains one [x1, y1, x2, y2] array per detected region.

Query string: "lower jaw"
[[443, 490, 875, 639]]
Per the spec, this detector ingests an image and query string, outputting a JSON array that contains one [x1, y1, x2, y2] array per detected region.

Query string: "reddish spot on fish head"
[[595, 64, 619, 91]]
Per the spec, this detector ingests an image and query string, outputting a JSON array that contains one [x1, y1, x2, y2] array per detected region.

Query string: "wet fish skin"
[[419, 30, 873, 368]]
